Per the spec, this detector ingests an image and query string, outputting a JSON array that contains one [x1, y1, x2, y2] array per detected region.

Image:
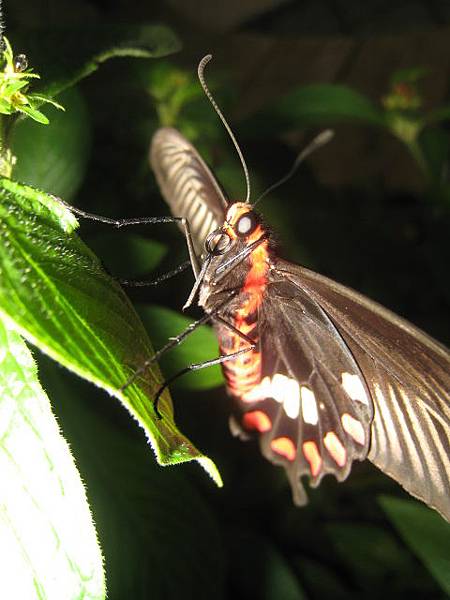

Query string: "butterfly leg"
[[120, 309, 215, 395], [54, 197, 200, 277], [120, 289, 250, 387], [152, 314, 257, 419], [119, 260, 191, 287], [152, 345, 254, 419]]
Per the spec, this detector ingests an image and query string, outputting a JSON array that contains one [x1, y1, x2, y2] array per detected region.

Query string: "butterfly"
[[149, 123, 450, 522]]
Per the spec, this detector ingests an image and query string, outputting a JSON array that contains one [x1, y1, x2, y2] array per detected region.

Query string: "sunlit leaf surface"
[[0, 319, 105, 599], [0, 177, 221, 483]]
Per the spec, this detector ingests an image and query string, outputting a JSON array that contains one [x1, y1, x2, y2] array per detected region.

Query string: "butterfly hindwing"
[[233, 278, 373, 505]]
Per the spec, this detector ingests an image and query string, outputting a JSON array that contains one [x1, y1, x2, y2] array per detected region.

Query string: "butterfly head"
[[205, 202, 265, 255], [199, 202, 272, 305]]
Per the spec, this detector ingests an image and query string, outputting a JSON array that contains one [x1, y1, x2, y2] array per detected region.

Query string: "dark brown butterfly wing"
[[230, 278, 374, 505], [150, 128, 227, 256], [274, 259, 450, 521]]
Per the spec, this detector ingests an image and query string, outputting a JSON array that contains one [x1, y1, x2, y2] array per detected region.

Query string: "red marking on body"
[[270, 437, 296, 461], [302, 441, 322, 477], [219, 204, 270, 401], [323, 432, 347, 467], [341, 413, 365, 445], [242, 410, 272, 433]]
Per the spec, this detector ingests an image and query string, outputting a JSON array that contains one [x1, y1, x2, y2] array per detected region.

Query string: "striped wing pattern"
[[275, 260, 450, 520], [365, 360, 449, 516], [150, 128, 227, 256]]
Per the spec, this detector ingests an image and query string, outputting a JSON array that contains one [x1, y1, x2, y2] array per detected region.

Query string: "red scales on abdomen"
[[204, 203, 271, 416]]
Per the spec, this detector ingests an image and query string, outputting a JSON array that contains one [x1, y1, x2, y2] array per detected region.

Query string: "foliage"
[[0, 30, 218, 600], [0, 37, 63, 125], [1, 3, 450, 599], [244, 70, 450, 199]]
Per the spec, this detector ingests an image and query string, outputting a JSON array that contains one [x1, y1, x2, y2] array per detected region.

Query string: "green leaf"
[[419, 127, 450, 187], [228, 532, 306, 600], [146, 61, 204, 126], [12, 87, 91, 200], [326, 522, 415, 591], [0, 318, 105, 599], [295, 558, 351, 600], [277, 84, 385, 126], [389, 66, 428, 86], [246, 84, 385, 136], [30, 94, 65, 111], [5, 79, 29, 95], [380, 496, 450, 595], [35, 24, 181, 100], [39, 356, 226, 599], [426, 105, 450, 125], [0, 177, 222, 484], [16, 103, 49, 124], [0, 97, 11, 113], [138, 304, 224, 390], [88, 232, 167, 278]]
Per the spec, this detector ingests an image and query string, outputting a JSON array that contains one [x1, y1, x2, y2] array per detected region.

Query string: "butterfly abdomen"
[[218, 306, 262, 400], [217, 296, 266, 401], [215, 224, 271, 402]]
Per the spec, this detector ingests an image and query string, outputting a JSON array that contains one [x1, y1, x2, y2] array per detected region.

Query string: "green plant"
[[245, 68, 450, 202], [0, 32, 221, 600]]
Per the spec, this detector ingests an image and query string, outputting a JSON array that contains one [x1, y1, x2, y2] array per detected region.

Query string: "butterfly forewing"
[[150, 127, 227, 256]]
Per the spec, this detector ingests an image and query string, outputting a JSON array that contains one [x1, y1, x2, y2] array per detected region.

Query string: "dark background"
[[7, 1, 450, 598]]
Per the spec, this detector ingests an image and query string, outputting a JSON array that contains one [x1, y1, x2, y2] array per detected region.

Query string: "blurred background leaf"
[[88, 232, 167, 278], [138, 304, 223, 390], [380, 496, 450, 596], [12, 86, 91, 199]]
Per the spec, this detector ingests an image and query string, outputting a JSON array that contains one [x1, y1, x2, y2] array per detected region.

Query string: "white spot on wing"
[[241, 373, 300, 419], [271, 373, 287, 404], [242, 376, 271, 402], [284, 379, 300, 419], [341, 372, 369, 406], [341, 413, 365, 445], [301, 386, 318, 425]]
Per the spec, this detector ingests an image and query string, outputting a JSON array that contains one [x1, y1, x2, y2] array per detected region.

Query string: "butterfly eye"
[[236, 212, 257, 237], [205, 229, 232, 255]]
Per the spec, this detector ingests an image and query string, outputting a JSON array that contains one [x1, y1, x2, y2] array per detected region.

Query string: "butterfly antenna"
[[253, 129, 334, 207], [198, 54, 251, 204]]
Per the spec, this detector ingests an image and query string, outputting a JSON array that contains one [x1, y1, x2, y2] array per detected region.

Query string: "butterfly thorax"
[[198, 203, 272, 400]]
